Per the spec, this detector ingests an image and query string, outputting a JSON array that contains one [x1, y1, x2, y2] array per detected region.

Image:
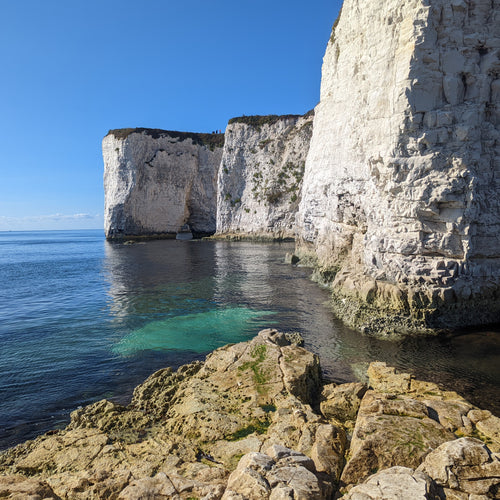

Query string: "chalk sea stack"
[[103, 0, 500, 335], [103, 129, 224, 239]]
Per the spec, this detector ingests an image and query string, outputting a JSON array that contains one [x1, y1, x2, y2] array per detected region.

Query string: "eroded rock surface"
[[103, 128, 224, 239], [417, 438, 500, 498], [216, 113, 313, 240], [1, 339, 499, 499], [297, 0, 500, 334]]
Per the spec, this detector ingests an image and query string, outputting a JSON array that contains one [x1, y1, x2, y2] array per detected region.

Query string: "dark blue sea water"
[[1, 230, 499, 450]]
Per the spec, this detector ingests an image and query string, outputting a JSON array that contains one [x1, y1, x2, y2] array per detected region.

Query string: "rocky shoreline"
[[1, 329, 498, 499]]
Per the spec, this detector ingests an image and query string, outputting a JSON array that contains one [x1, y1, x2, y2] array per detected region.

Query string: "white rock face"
[[103, 129, 223, 238], [297, 0, 500, 332], [216, 113, 314, 239]]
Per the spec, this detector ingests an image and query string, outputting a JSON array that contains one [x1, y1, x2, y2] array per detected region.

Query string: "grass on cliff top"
[[228, 109, 314, 129], [106, 128, 225, 150]]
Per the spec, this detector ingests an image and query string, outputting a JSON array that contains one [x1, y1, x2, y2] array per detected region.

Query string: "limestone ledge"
[[208, 232, 295, 243], [297, 241, 500, 336], [1, 330, 499, 499]]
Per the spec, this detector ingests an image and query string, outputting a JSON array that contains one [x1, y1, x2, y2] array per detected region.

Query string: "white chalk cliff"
[[216, 113, 313, 239], [103, 129, 223, 238], [102, 0, 499, 333], [297, 0, 500, 332]]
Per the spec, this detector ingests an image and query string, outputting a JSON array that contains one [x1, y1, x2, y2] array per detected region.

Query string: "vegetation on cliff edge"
[[106, 128, 224, 150], [228, 109, 314, 131]]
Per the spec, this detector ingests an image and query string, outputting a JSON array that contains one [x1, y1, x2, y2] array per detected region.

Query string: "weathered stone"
[[0, 475, 59, 499], [216, 113, 313, 240], [279, 344, 321, 405], [103, 129, 223, 239], [417, 437, 500, 497], [467, 410, 500, 452], [320, 382, 367, 423], [367, 362, 412, 393], [309, 423, 346, 480], [266, 466, 324, 499], [423, 398, 473, 433], [343, 466, 437, 500], [340, 390, 455, 486], [223, 446, 330, 500], [130, 361, 202, 417], [223, 467, 271, 499], [118, 473, 178, 499]]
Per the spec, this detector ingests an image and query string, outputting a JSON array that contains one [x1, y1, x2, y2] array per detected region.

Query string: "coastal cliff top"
[[106, 127, 225, 150], [228, 109, 314, 129]]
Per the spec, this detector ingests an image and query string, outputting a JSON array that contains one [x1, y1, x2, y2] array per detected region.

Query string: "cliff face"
[[297, 0, 500, 333], [103, 129, 223, 239], [216, 113, 313, 239]]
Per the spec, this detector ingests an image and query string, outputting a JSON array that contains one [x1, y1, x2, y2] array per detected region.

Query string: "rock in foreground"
[[0, 331, 499, 499]]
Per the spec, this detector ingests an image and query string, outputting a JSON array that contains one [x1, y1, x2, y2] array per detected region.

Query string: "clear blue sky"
[[0, 0, 341, 231]]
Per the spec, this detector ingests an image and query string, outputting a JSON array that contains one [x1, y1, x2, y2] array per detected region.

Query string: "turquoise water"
[[114, 307, 276, 355], [0, 230, 499, 450]]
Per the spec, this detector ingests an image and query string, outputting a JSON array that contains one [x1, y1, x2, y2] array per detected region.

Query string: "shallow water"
[[0, 230, 499, 450]]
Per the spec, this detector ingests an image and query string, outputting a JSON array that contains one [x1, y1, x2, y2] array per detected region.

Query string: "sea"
[[0, 229, 499, 450]]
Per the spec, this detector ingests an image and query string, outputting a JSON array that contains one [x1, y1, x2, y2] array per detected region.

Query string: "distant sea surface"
[[1, 229, 499, 450]]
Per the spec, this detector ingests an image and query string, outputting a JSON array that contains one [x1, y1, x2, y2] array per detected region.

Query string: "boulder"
[[222, 447, 331, 500], [343, 466, 438, 500], [417, 437, 500, 497], [340, 390, 455, 486]]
